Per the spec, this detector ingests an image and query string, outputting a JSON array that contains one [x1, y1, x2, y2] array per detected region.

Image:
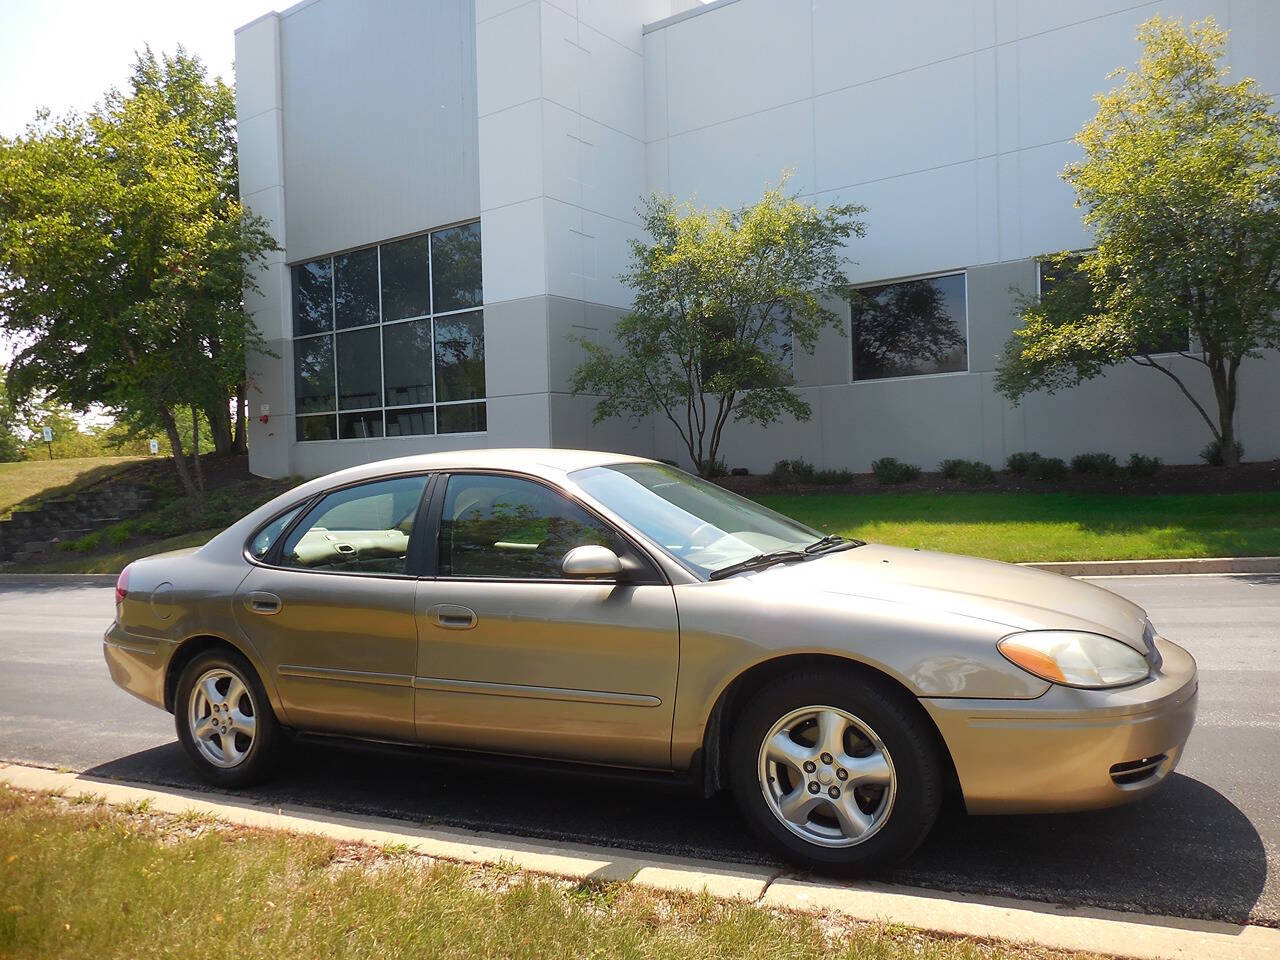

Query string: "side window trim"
[[430, 470, 666, 584], [264, 472, 434, 578]]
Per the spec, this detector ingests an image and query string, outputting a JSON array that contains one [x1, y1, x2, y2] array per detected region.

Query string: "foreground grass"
[[755, 491, 1280, 563], [21, 530, 219, 574], [0, 788, 1089, 960], [0, 457, 144, 519]]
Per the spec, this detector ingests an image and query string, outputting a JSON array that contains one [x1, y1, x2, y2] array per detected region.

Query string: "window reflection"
[[294, 335, 335, 413], [383, 319, 434, 407], [439, 474, 619, 579], [851, 273, 967, 381], [335, 247, 379, 329], [292, 259, 333, 336], [337, 327, 381, 410], [338, 410, 384, 439], [380, 234, 431, 321], [434, 310, 485, 402], [431, 222, 483, 313], [292, 223, 486, 441], [438, 402, 486, 434]]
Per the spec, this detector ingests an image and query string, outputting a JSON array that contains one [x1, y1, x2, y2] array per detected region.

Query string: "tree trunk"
[[1208, 355, 1241, 467], [232, 381, 248, 455], [159, 408, 198, 498], [204, 399, 234, 455], [190, 405, 205, 494]]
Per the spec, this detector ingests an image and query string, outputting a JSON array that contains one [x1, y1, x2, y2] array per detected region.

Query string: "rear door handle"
[[246, 591, 282, 615], [428, 603, 476, 630]]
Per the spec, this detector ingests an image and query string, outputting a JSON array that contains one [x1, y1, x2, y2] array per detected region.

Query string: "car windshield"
[[569, 462, 826, 578]]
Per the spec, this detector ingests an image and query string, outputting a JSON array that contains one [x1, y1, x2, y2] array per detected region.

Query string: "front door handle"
[[246, 591, 282, 615], [428, 603, 476, 630]]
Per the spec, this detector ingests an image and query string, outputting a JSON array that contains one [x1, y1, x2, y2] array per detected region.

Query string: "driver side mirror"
[[562, 544, 624, 578]]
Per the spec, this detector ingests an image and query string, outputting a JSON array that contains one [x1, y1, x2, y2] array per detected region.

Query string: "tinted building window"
[[292, 259, 333, 336], [337, 327, 381, 410], [335, 247, 380, 329], [380, 234, 431, 321], [294, 335, 335, 413], [431, 222, 483, 313], [438, 402, 486, 435], [434, 310, 485, 402], [382, 319, 434, 407], [291, 222, 486, 441], [296, 414, 336, 442], [851, 273, 967, 381]]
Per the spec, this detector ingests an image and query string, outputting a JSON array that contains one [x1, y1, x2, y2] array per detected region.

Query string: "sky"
[[0, 0, 275, 138]]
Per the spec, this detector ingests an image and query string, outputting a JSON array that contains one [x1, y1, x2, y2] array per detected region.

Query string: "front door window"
[[438, 474, 623, 579]]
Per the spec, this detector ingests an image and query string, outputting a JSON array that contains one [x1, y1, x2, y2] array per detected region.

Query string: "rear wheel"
[[174, 648, 281, 788], [728, 669, 943, 872]]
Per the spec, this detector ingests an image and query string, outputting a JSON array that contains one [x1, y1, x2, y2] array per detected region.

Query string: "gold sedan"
[[104, 449, 1197, 871]]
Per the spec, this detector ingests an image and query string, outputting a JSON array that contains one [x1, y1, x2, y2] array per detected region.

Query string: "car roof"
[[312, 447, 657, 487]]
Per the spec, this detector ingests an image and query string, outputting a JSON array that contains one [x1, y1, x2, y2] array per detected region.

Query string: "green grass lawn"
[[755, 491, 1280, 563], [0, 787, 1086, 960], [0, 457, 145, 519]]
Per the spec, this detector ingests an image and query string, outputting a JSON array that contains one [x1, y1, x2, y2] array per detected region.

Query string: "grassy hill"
[[0, 457, 146, 519]]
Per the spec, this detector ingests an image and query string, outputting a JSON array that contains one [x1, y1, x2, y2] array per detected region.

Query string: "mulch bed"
[[716, 458, 1280, 496]]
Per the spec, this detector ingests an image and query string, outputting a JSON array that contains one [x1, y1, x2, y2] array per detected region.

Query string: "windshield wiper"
[[803, 534, 864, 555], [708, 550, 806, 581]]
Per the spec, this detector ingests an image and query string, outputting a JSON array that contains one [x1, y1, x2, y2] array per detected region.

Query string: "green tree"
[[0, 48, 276, 494], [0, 370, 25, 463], [571, 179, 865, 476], [995, 17, 1280, 466]]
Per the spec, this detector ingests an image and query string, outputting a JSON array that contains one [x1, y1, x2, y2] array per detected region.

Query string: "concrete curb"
[[3, 763, 1277, 960], [1022, 556, 1280, 577], [0, 573, 118, 584]]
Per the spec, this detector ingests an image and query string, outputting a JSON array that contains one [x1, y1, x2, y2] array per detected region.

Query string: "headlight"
[[997, 631, 1149, 689]]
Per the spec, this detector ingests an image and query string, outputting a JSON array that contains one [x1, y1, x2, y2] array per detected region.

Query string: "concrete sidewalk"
[[3, 762, 1277, 960]]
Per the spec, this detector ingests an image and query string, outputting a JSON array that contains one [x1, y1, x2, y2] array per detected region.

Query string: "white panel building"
[[235, 0, 1280, 478]]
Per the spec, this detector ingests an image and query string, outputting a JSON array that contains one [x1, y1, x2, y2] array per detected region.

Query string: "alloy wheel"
[[756, 704, 896, 848], [187, 667, 257, 768]]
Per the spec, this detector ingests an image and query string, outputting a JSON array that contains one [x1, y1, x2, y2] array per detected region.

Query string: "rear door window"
[[279, 475, 429, 575]]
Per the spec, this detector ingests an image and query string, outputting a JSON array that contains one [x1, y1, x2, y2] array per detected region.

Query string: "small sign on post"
[[41, 426, 53, 460], [149, 438, 160, 456]]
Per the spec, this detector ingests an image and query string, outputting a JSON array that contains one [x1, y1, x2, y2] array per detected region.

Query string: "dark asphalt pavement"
[[1, 574, 1276, 926]]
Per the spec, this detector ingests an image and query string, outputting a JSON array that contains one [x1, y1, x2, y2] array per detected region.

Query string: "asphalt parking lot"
[[1, 574, 1276, 926]]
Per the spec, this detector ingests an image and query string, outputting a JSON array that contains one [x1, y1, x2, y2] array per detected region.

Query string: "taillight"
[[115, 565, 131, 606]]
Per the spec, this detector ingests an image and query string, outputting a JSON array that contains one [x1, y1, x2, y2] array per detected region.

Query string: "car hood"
[[745, 543, 1149, 650]]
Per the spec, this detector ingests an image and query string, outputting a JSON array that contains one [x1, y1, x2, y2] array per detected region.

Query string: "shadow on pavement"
[[83, 741, 1267, 925]]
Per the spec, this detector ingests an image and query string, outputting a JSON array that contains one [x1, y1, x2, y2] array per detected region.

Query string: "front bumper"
[[103, 621, 170, 711], [922, 636, 1198, 815]]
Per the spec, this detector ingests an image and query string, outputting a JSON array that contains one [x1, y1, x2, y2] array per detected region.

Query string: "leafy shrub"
[[59, 530, 103, 553], [1029, 456, 1068, 481], [812, 468, 855, 485], [1005, 451, 1040, 475], [770, 459, 853, 485], [939, 458, 996, 484], [771, 458, 816, 484], [1070, 452, 1119, 475], [1127, 453, 1162, 477], [705, 457, 729, 478], [1200, 438, 1244, 466], [871, 457, 922, 485], [104, 521, 136, 546], [1006, 451, 1068, 481]]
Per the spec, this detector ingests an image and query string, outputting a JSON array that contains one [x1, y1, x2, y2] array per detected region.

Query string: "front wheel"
[[174, 647, 281, 788], [728, 669, 943, 872]]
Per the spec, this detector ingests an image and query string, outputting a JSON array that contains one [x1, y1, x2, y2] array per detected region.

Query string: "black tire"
[[728, 668, 943, 872], [174, 647, 282, 788]]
